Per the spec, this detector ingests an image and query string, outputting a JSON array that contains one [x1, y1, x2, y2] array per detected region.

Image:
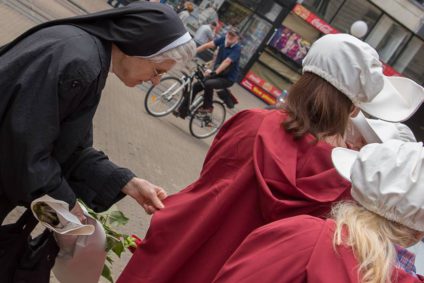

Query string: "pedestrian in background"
[[118, 33, 424, 283], [178, 1, 193, 25], [214, 140, 424, 283], [194, 21, 217, 46]]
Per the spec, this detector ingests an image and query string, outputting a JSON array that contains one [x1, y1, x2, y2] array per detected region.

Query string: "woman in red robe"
[[212, 215, 424, 283], [212, 141, 424, 283], [118, 34, 423, 283]]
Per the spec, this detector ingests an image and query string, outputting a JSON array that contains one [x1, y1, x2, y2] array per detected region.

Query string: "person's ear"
[[350, 106, 360, 118]]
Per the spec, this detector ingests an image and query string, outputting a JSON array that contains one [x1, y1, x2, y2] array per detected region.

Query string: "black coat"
[[0, 25, 134, 220], [0, 2, 189, 222]]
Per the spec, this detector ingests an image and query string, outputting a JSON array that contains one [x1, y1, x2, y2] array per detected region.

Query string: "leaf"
[[108, 210, 129, 226], [106, 235, 121, 252], [111, 241, 125, 257], [102, 264, 114, 283], [104, 226, 121, 238], [77, 200, 131, 282]]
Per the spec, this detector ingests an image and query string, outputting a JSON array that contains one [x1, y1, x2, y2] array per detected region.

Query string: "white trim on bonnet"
[[352, 191, 424, 232], [302, 65, 362, 106], [138, 32, 192, 58]]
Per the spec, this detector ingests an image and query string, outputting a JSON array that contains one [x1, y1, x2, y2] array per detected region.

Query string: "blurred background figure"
[[194, 21, 217, 46], [197, 3, 218, 26], [178, 1, 194, 25]]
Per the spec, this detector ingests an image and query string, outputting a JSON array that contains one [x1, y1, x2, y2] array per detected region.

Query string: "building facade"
[[181, 0, 423, 104], [239, 0, 424, 103]]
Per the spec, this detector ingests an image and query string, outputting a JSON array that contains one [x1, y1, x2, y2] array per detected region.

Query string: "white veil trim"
[[138, 32, 192, 58]]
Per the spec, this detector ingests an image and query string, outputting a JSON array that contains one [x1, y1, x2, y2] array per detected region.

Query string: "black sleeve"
[[62, 128, 136, 212]]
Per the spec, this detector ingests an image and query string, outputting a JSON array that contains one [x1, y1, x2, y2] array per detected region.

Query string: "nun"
[[0, 1, 196, 223]]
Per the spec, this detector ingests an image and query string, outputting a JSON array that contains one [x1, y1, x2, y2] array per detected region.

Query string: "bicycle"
[[144, 63, 227, 139]]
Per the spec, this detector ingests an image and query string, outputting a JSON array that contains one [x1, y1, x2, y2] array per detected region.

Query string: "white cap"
[[303, 34, 424, 122], [350, 111, 416, 143], [331, 140, 424, 231]]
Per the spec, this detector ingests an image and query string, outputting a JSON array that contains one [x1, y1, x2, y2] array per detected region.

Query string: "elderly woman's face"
[[113, 55, 175, 87]]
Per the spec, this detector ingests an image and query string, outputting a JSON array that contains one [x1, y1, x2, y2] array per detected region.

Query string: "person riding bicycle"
[[175, 26, 241, 117]]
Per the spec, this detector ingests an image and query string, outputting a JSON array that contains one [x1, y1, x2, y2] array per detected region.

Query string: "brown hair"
[[184, 2, 194, 12], [283, 72, 354, 140]]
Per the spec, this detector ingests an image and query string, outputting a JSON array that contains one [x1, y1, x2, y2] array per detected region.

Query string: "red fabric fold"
[[212, 216, 424, 283], [118, 109, 351, 283]]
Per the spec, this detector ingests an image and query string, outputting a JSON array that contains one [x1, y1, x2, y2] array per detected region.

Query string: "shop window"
[[394, 37, 424, 84], [329, 0, 381, 35], [366, 15, 411, 64], [258, 52, 301, 83], [281, 13, 320, 43], [257, 1, 283, 22], [239, 15, 273, 67], [268, 25, 311, 66], [233, 0, 261, 10], [220, 0, 283, 21], [217, 0, 253, 27], [300, 0, 344, 22]]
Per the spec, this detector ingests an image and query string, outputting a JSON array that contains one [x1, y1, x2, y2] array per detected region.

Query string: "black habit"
[[0, 1, 188, 221]]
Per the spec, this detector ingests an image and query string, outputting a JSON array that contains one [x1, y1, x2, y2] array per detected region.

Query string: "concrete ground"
[[0, 1, 266, 281]]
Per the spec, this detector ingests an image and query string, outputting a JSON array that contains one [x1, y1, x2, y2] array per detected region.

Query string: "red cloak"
[[118, 109, 351, 283], [212, 215, 424, 283]]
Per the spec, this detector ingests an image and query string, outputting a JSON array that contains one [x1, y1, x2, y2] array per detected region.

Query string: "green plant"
[[81, 203, 137, 283]]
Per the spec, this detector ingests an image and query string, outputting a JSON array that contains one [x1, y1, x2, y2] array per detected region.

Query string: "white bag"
[[31, 195, 107, 283]]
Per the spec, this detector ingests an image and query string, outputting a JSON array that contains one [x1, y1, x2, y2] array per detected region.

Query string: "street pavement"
[[0, 0, 266, 281]]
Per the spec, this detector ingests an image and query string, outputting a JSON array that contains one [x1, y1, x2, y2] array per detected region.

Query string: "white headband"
[[138, 32, 192, 58]]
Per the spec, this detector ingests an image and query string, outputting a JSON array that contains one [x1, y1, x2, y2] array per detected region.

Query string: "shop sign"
[[245, 71, 283, 98], [241, 78, 277, 105], [382, 63, 401, 76], [292, 4, 401, 77], [293, 4, 338, 34]]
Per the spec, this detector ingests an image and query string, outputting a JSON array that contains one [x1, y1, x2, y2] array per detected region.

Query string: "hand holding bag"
[[31, 195, 106, 283]]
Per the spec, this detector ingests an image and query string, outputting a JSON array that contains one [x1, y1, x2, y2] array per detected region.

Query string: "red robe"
[[212, 215, 424, 283], [118, 109, 351, 283]]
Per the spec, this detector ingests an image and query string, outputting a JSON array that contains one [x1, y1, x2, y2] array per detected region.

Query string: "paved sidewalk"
[[0, 1, 266, 282]]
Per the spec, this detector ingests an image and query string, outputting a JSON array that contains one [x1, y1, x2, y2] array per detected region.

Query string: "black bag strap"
[[15, 209, 39, 235]]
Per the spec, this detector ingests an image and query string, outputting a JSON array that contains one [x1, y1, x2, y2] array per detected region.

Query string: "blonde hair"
[[149, 39, 196, 67], [332, 201, 420, 283]]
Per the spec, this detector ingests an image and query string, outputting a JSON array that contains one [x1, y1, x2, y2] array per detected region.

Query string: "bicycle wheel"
[[189, 100, 226, 139], [144, 76, 184, 117]]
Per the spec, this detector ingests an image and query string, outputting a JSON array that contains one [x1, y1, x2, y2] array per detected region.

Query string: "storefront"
[[180, 0, 423, 105], [239, 0, 424, 104], [176, 0, 297, 103]]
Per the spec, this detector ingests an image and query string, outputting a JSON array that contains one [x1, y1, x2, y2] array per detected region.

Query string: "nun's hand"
[[122, 177, 167, 214], [70, 202, 87, 224]]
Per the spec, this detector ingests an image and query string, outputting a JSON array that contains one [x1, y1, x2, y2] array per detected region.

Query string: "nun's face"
[[112, 48, 175, 87]]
